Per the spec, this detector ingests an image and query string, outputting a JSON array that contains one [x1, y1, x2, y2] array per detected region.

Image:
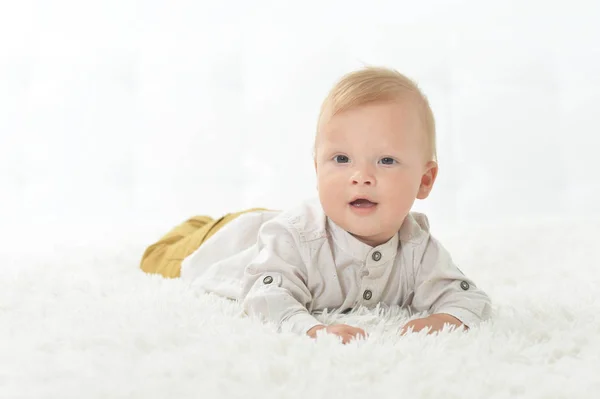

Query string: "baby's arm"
[[240, 217, 322, 335], [240, 217, 366, 343], [404, 235, 492, 334]]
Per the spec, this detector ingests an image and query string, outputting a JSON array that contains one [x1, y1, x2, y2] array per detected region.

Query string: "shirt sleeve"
[[239, 216, 323, 335], [411, 235, 492, 328]]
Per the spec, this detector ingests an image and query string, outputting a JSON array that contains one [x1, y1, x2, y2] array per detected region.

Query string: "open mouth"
[[350, 198, 378, 208]]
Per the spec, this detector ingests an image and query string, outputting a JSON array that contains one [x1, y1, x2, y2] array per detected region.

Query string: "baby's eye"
[[333, 155, 350, 163], [379, 157, 396, 165]]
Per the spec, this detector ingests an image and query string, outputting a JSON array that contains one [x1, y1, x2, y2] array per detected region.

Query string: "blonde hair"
[[314, 66, 437, 163]]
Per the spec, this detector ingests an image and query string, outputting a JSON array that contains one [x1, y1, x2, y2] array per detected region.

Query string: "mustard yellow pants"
[[140, 208, 270, 278]]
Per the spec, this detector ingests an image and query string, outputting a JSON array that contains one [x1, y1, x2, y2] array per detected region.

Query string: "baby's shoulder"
[[271, 197, 327, 242], [408, 211, 430, 231], [399, 211, 432, 245]]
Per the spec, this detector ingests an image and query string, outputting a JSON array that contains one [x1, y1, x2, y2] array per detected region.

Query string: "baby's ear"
[[417, 161, 438, 199]]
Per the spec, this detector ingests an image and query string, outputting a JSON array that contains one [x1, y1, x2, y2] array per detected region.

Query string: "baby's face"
[[314, 100, 436, 247]]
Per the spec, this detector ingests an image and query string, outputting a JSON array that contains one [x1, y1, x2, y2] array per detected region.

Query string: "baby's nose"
[[351, 170, 375, 185]]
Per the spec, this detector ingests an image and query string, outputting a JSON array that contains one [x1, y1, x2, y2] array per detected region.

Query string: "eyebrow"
[[321, 139, 404, 151]]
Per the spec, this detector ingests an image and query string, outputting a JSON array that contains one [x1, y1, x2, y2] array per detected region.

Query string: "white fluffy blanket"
[[2, 219, 599, 399]]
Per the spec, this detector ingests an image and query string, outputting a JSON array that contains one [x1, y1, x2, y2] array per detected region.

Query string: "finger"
[[346, 333, 362, 343], [342, 334, 353, 344], [334, 332, 347, 343], [336, 332, 351, 344], [333, 331, 349, 343], [349, 328, 366, 338]]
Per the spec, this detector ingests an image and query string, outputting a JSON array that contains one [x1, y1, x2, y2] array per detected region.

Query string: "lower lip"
[[349, 202, 378, 215]]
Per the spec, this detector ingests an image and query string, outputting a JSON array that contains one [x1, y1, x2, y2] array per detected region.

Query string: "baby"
[[140, 66, 492, 343]]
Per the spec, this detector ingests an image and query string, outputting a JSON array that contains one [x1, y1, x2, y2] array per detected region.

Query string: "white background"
[[1, 0, 599, 253], [2, 4, 600, 397]]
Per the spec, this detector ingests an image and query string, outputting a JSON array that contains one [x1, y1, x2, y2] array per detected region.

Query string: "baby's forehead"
[[317, 129, 420, 151], [326, 98, 421, 125], [315, 109, 428, 155], [323, 105, 422, 135]]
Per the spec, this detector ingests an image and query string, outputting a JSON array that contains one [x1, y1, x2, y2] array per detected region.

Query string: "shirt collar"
[[326, 217, 399, 263]]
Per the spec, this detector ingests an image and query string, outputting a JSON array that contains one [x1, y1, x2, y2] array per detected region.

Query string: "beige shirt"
[[181, 197, 492, 335]]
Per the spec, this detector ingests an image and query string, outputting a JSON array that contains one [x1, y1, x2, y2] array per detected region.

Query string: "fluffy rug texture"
[[2, 218, 600, 399]]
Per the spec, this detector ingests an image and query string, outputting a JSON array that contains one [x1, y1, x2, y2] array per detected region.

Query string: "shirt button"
[[263, 276, 274, 284], [363, 290, 373, 300], [460, 281, 470, 290], [372, 251, 382, 261]]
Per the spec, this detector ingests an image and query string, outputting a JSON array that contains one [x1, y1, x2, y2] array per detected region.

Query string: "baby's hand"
[[307, 324, 367, 344], [400, 314, 467, 335]]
